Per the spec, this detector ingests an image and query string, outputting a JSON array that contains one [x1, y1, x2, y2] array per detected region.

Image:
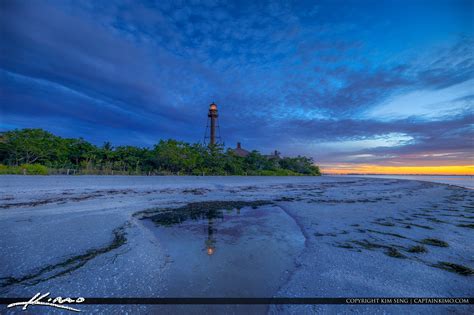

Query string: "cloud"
[[365, 79, 474, 120], [0, 0, 472, 170]]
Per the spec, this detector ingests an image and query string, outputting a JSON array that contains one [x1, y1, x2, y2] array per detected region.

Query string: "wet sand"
[[0, 176, 473, 314]]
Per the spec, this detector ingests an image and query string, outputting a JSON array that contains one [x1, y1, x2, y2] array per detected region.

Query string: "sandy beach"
[[1, 176, 473, 314]]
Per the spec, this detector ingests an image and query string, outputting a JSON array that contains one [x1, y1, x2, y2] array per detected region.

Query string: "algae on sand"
[[433, 262, 474, 276], [420, 238, 449, 247]]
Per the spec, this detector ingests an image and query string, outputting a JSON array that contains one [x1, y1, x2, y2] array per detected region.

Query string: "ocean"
[[345, 175, 474, 189]]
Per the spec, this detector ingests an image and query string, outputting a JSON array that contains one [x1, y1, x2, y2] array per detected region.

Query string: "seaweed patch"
[[432, 262, 474, 276], [420, 238, 449, 247], [0, 223, 130, 288]]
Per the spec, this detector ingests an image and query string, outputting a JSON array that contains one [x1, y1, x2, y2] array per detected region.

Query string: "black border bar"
[[1, 298, 473, 305]]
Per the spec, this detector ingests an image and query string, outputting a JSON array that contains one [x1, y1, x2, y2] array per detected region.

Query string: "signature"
[[7, 292, 85, 312]]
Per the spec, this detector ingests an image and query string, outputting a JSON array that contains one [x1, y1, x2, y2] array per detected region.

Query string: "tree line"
[[0, 129, 320, 176]]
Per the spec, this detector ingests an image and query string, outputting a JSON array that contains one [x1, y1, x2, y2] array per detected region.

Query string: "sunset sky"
[[1, 0, 473, 174]]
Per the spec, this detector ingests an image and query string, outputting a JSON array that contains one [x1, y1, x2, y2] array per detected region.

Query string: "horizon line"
[[323, 173, 473, 176]]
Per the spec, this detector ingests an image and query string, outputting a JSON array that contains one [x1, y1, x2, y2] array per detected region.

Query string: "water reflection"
[[139, 200, 306, 298], [351, 175, 474, 189], [144, 201, 270, 256], [206, 217, 216, 255]]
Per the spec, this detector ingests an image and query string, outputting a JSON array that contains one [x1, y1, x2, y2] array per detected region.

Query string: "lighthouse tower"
[[206, 102, 220, 146]]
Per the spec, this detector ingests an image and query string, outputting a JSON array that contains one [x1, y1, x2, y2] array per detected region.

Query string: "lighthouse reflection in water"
[[206, 217, 216, 255], [144, 201, 250, 256], [140, 200, 305, 297], [205, 207, 243, 255]]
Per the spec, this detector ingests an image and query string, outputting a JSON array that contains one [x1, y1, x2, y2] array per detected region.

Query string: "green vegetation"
[[0, 164, 48, 175], [0, 128, 320, 176]]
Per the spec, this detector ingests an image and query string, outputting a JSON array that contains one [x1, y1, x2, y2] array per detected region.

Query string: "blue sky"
[[0, 0, 473, 171]]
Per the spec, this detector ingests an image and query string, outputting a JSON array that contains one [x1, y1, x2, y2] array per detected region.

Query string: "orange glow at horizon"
[[322, 164, 474, 175]]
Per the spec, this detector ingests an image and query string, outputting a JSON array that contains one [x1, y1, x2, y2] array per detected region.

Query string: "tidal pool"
[[139, 201, 306, 298]]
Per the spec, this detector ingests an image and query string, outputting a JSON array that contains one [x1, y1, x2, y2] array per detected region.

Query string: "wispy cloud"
[[0, 0, 472, 170]]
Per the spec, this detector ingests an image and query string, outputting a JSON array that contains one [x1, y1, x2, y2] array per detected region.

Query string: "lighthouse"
[[207, 102, 219, 146]]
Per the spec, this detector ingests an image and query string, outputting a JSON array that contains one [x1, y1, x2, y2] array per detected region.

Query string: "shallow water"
[[140, 203, 305, 298], [343, 175, 474, 189]]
